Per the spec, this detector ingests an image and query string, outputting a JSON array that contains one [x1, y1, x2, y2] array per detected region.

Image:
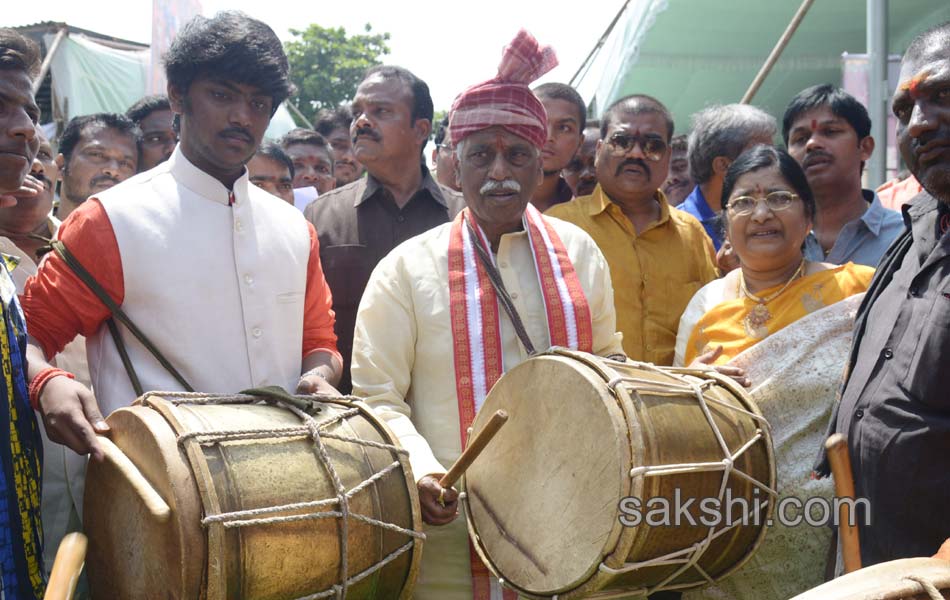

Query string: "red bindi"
[[810, 119, 818, 132]]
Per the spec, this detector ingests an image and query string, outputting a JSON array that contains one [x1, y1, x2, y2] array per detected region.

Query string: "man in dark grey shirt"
[[305, 66, 464, 393], [818, 21, 950, 566]]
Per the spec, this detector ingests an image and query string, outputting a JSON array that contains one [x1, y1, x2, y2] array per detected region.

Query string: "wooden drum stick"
[[98, 436, 172, 522], [825, 433, 862, 574], [440, 410, 509, 491], [44, 532, 87, 600]]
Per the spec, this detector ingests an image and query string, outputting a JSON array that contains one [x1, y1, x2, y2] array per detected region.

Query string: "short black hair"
[[904, 21, 950, 64], [782, 84, 871, 145], [601, 94, 674, 141], [59, 113, 142, 163], [255, 141, 294, 180], [314, 106, 352, 137], [361, 65, 433, 124], [434, 116, 449, 147], [164, 11, 295, 114], [126, 95, 171, 124], [721, 144, 816, 221], [0, 28, 41, 80], [534, 82, 587, 129], [279, 128, 329, 152]]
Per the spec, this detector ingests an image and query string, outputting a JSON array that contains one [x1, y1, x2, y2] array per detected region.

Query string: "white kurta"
[[87, 148, 312, 415], [351, 216, 624, 600]]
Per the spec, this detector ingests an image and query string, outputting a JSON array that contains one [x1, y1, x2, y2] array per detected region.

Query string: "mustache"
[[28, 171, 51, 189], [616, 158, 651, 178], [802, 150, 834, 167], [90, 175, 120, 189], [353, 128, 381, 142], [220, 127, 253, 143], [480, 179, 521, 195]]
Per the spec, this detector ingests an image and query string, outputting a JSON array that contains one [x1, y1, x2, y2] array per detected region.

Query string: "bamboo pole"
[[33, 27, 68, 95], [741, 0, 817, 104]]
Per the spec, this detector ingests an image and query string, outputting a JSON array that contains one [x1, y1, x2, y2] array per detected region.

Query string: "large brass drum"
[[464, 349, 776, 598], [84, 392, 422, 599]]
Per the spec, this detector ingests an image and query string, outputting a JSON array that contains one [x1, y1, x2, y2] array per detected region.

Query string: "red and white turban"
[[449, 29, 558, 150]]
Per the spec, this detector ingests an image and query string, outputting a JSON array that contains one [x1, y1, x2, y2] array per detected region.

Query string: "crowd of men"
[[0, 11, 949, 600]]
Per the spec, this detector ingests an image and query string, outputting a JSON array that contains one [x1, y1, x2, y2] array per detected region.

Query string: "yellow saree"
[[685, 263, 874, 366]]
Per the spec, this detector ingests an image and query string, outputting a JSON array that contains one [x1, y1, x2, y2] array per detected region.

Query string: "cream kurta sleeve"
[[350, 249, 447, 483]]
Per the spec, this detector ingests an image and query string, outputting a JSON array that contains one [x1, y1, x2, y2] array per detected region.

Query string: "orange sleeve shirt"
[[22, 199, 340, 366]]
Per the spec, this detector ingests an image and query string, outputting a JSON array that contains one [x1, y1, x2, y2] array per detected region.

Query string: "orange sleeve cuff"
[[21, 199, 124, 359], [301, 221, 341, 366]]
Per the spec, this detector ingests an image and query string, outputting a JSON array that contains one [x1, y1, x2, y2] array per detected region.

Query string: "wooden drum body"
[[463, 349, 776, 598], [84, 392, 423, 599], [791, 558, 950, 600]]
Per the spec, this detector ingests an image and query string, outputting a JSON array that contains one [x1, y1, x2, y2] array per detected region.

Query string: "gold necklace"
[[737, 258, 806, 339]]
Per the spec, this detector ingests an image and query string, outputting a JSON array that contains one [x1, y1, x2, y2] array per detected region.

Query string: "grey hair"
[[687, 104, 777, 184]]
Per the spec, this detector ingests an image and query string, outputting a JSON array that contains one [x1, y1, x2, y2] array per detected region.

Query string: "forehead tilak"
[[899, 68, 932, 99]]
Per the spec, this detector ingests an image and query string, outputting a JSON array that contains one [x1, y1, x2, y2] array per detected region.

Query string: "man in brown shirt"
[[818, 21, 950, 567], [305, 65, 464, 393]]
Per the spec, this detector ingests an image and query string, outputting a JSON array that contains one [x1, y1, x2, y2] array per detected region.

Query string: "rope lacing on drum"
[[902, 575, 945, 600], [597, 368, 777, 594], [142, 391, 424, 600]]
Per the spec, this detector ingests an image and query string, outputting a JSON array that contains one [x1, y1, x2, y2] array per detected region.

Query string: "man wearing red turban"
[[350, 30, 625, 599]]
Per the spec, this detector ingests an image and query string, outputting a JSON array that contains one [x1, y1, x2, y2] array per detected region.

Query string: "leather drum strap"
[[46, 238, 194, 395]]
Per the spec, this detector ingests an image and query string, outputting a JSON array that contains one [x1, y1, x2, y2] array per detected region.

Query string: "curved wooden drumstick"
[[438, 410, 509, 504], [44, 532, 87, 600], [825, 433, 862, 574], [98, 436, 171, 522]]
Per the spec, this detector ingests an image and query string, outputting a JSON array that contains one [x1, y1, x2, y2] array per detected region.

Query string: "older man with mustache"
[[55, 113, 141, 220], [547, 94, 718, 365], [350, 30, 623, 599], [305, 65, 464, 394]]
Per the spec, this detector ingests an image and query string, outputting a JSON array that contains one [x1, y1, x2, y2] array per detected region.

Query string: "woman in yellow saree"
[[676, 146, 873, 600]]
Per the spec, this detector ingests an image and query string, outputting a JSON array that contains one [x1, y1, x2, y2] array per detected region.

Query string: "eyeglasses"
[[726, 191, 800, 217], [605, 133, 667, 161]]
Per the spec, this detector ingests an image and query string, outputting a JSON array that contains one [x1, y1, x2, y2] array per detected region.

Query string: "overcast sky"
[[6, 0, 624, 111]]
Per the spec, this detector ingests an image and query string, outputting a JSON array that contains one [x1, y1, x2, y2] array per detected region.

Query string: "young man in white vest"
[[21, 11, 342, 461]]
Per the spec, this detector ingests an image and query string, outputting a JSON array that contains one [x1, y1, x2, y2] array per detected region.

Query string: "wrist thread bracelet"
[[29, 368, 76, 411]]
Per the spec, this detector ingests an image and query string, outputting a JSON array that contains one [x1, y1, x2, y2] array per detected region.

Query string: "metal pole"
[[741, 0, 817, 104], [866, 0, 888, 188], [285, 101, 313, 129], [32, 27, 67, 95], [570, 0, 632, 86]]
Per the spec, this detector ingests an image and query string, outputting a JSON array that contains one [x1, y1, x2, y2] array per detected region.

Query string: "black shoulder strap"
[[47, 238, 194, 395], [465, 221, 537, 356]]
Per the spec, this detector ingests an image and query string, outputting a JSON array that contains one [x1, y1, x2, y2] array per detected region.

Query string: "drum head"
[[790, 558, 950, 599], [464, 354, 636, 595]]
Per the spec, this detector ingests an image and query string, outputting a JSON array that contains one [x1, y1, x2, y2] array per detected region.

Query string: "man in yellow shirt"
[[351, 31, 624, 600], [547, 95, 718, 365]]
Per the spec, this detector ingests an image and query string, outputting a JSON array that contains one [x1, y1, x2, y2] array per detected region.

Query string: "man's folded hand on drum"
[[296, 356, 343, 397], [689, 345, 751, 387], [418, 474, 459, 525], [28, 339, 109, 461]]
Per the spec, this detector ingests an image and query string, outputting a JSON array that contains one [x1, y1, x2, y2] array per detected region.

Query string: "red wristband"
[[29, 367, 75, 411]]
